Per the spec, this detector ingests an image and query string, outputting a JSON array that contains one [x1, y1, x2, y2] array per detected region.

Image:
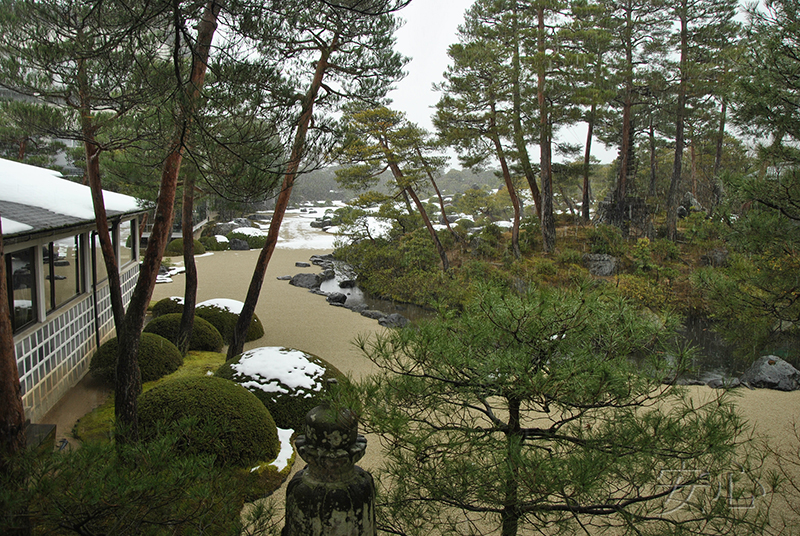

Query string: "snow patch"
[[231, 347, 325, 392]]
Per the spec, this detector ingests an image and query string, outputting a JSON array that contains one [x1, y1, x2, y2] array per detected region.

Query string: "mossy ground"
[[73, 350, 292, 500]]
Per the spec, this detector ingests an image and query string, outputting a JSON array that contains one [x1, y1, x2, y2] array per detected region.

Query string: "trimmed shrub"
[[164, 238, 206, 257], [196, 304, 265, 343], [216, 347, 346, 431], [143, 313, 224, 352], [138, 376, 279, 467], [199, 235, 229, 251], [151, 297, 184, 317], [226, 231, 267, 249], [90, 333, 183, 386]]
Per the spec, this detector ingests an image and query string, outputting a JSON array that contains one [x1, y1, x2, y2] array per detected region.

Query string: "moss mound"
[[138, 376, 279, 466], [199, 235, 229, 251], [216, 347, 346, 431], [164, 238, 206, 257], [151, 298, 264, 343], [196, 304, 265, 343], [143, 313, 224, 352], [151, 297, 184, 317], [89, 333, 183, 386]]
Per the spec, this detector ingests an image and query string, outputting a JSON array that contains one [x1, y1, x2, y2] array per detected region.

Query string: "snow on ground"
[[277, 208, 338, 249]]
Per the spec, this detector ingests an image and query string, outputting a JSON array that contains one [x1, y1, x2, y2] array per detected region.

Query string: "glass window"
[[7, 248, 36, 333], [47, 235, 82, 311], [120, 219, 136, 264], [92, 231, 109, 284]]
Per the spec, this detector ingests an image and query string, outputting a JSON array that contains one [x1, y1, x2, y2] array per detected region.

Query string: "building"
[[1, 158, 146, 422]]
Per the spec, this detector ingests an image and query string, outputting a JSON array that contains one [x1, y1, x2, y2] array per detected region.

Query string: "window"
[[120, 219, 136, 264], [46, 235, 83, 312], [6, 248, 36, 333], [92, 231, 109, 284]]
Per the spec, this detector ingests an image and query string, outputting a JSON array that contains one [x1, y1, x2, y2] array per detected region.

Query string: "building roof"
[[0, 158, 144, 239]]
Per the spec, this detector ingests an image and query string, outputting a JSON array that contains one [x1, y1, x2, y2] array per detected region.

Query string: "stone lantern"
[[283, 403, 376, 536]]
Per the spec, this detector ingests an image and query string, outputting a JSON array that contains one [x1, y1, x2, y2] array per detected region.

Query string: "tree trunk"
[[711, 97, 727, 211], [114, 0, 221, 443], [490, 104, 521, 259], [649, 117, 657, 196], [228, 37, 338, 360], [501, 396, 522, 536], [0, 223, 29, 535], [178, 171, 197, 356], [78, 57, 124, 334], [415, 145, 459, 241], [511, 1, 542, 218], [582, 103, 595, 223], [537, 7, 555, 253], [0, 221, 27, 474], [615, 6, 634, 226], [666, 8, 687, 242]]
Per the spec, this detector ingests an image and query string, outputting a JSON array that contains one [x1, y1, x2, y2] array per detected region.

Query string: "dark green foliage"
[[151, 297, 184, 317], [164, 238, 206, 256], [343, 284, 764, 535], [587, 224, 626, 256], [226, 231, 267, 249], [150, 299, 264, 343], [0, 429, 260, 535], [216, 347, 346, 431], [138, 376, 280, 467], [196, 304, 265, 343], [90, 333, 182, 386], [199, 235, 230, 251], [143, 313, 224, 352]]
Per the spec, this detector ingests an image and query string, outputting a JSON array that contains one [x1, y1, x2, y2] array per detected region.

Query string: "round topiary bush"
[[138, 376, 279, 466], [216, 347, 346, 431], [143, 313, 224, 352], [90, 333, 183, 386], [151, 297, 185, 317], [164, 238, 206, 257], [196, 299, 265, 343], [199, 235, 229, 251]]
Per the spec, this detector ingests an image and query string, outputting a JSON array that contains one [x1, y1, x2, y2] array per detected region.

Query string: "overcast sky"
[[385, 0, 622, 168]]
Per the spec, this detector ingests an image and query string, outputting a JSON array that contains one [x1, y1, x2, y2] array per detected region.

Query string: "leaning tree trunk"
[[489, 107, 521, 259], [582, 103, 596, 223], [416, 145, 459, 242], [228, 37, 337, 360], [114, 0, 221, 444], [178, 171, 197, 356]]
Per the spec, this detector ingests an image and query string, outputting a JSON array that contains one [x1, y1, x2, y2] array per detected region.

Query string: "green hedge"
[[143, 313, 224, 352], [226, 231, 267, 249], [90, 333, 183, 386], [216, 347, 345, 431], [199, 236, 229, 251], [150, 298, 264, 343], [164, 238, 206, 257], [138, 376, 279, 467]]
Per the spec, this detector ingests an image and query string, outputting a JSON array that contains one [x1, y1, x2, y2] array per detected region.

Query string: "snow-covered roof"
[[0, 158, 144, 238]]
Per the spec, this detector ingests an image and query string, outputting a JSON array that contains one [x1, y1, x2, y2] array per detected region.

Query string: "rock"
[[706, 377, 741, 389], [681, 192, 703, 212], [310, 218, 333, 229], [677, 205, 689, 219], [229, 238, 250, 251], [326, 292, 347, 305], [378, 313, 410, 328], [310, 254, 334, 266], [361, 310, 387, 320], [739, 355, 800, 391], [339, 279, 357, 289], [276, 275, 293, 281], [295, 262, 311, 268], [701, 248, 729, 268], [346, 304, 368, 314], [290, 273, 322, 289], [320, 269, 336, 281], [582, 253, 617, 277]]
